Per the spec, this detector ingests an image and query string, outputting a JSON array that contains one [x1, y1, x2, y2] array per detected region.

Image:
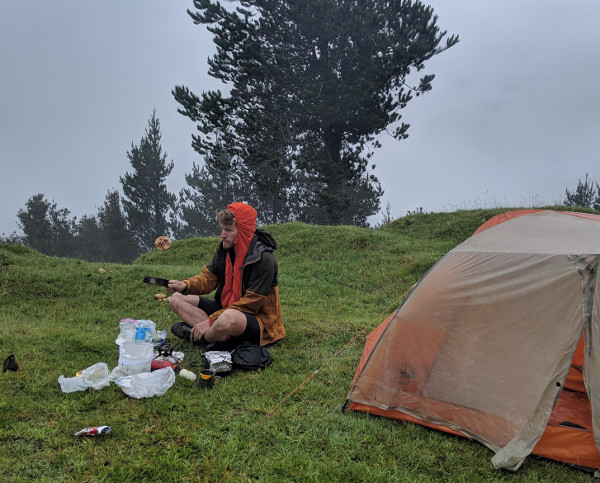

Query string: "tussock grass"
[[0, 208, 595, 481]]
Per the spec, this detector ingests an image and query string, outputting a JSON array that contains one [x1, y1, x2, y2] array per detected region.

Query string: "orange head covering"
[[220, 202, 257, 308]]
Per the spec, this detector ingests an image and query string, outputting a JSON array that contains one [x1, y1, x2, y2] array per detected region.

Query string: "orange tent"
[[347, 210, 600, 472]]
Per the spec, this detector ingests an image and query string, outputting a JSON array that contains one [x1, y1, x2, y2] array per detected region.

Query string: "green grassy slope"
[[0, 208, 594, 481]]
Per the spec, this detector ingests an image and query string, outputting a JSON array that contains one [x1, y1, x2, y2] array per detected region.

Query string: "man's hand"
[[167, 280, 187, 294], [190, 319, 211, 342]]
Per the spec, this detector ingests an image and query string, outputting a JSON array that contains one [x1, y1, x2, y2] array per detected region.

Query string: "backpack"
[[232, 342, 273, 371]]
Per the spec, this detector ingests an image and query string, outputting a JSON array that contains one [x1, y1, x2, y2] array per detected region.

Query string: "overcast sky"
[[2, 1, 599, 236]]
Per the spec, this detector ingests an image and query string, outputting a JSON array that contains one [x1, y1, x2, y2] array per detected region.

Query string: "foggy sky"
[[1, 0, 599, 236]]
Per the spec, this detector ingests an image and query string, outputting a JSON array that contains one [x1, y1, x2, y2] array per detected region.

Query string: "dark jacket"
[[183, 230, 285, 345]]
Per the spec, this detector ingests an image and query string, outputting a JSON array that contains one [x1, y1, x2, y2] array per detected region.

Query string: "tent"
[[346, 210, 600, 472]]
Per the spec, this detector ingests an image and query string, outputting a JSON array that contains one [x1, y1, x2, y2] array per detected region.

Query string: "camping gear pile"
[[57, 318, 273, 398], [347, 210, 600, 473], [58, 318, 177, 398]]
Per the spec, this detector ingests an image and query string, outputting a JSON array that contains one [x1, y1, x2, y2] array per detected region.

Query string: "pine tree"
[[177, 151, 251, 237], [564, 174, 598, 209], [174, 0, 458, 225], [120, 110, 176, 251], [17, 193, 76, 256], [97, 190, 141, 262], [73, 214, 103, 261], [17, 194, 53, 254]]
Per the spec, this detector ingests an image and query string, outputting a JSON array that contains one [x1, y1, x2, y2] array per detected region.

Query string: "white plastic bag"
[[114, 367, 175, 399], [58, 362, 111, 393], [58, 375, 92, 393], [118, 341, 154, 375], [115, 318, 156, 345]]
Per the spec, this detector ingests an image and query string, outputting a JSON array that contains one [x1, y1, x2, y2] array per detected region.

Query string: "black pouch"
[[3, 355, 18, 373], [232, 342, 273, 371]]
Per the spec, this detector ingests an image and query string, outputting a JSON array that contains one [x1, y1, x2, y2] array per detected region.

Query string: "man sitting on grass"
[[167, 202, 285, 350]]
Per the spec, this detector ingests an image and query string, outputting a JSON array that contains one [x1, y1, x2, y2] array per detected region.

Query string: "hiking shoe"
[[171, 322, 192, 341]]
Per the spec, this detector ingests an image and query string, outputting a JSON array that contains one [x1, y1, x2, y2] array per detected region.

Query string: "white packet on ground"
[[114, 367, 175, 399], [58, 362, 111, 393], [58, 375, 92, 393]]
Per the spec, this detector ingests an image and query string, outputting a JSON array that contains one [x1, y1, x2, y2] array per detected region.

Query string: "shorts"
[[197, 296, 261, 345]]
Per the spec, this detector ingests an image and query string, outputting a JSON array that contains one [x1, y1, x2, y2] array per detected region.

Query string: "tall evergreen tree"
[[73, 214, 102, 261], [97, 189, 141, 262], [120, 110, 176, 251], [15, 191, 139, 262], [17, 193, 76, 256], [17, 194, 53, 254], [177, 151, 251, 237], [174, 0, 458, 225]]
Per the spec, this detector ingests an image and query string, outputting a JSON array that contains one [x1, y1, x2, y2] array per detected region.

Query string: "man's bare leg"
[[203, 309, 248, 343], [169, 293, 211, 340], [169, 295, 248, 344]]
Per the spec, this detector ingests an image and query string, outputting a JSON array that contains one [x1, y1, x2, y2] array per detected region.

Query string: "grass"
[[0, 206, 596, 481]]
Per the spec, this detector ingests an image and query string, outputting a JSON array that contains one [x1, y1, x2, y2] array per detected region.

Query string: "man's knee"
[[168, 292, 183, 310], [168, 293, 196, 311], [212, 310, 247, 337]]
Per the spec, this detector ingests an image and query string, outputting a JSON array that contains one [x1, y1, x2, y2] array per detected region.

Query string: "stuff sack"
[[232, 342, 273, 371]]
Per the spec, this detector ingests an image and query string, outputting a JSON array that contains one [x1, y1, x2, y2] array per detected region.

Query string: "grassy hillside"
[[0, 208, 594, 481]]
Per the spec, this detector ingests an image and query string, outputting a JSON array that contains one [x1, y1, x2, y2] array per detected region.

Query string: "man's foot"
[[171, 322, 192, 341]]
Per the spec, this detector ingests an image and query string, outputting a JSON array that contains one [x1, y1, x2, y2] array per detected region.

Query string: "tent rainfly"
[[347, 210, 600, 473]]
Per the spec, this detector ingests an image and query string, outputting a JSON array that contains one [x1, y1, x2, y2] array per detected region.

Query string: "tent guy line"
[[254, 286, 415, 426]]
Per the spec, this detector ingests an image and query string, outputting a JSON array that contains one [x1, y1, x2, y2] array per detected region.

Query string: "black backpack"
[[232, 342, 273, 371]]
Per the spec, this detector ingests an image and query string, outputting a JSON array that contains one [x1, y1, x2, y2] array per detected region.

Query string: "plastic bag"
[[58, 362, 111, 393], [58, 375, 92, 393], [118, 341, 154, 375], [114, 367, 175, 399], [116, 318, 157, 345]]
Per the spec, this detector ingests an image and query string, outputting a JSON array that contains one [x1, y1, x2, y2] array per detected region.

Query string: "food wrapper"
[[75, 426, 112, 436], [204, 351, 232, 374]]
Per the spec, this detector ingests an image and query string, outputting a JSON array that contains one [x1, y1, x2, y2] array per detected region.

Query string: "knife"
[[143, 276, 170, 287]]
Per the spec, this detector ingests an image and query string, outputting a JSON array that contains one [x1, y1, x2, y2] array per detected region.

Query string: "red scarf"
[[220, 202, 257, 308]]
